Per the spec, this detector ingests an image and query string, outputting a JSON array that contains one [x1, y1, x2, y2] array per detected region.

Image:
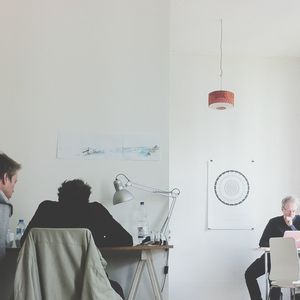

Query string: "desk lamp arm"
[[115, 174, 180, 241]]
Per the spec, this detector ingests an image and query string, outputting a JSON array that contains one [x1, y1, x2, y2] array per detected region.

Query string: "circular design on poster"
[[214, 170, 250, 206]]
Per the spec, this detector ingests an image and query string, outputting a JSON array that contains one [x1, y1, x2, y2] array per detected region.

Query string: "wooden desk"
[[101, 245, 173, 300], [6, 245, 173, 300]]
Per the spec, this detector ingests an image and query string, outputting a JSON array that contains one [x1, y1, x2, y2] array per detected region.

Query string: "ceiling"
[[170, 0, 300, 57]]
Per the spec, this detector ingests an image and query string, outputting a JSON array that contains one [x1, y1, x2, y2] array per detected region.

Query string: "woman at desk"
[[245, 196, 300, 300]]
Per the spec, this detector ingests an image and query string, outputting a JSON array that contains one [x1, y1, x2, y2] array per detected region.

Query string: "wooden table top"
[[100, 245, 174, 251], [7, 244, 173, 252]]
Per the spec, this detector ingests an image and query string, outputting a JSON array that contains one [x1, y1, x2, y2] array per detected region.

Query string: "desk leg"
[[127, 250, 164, 300], [145, 251, 163, 300], [128, 259, 146, 300], [265, 251, 268, 300]]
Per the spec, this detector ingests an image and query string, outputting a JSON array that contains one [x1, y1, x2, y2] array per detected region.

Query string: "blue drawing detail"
[[122, 145, 160, 157]]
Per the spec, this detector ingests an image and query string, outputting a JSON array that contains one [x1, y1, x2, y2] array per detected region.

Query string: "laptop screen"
[[283, 231, 300, 248]]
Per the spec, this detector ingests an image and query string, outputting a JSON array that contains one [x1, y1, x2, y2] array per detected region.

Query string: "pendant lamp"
[[208, 19, 234, 110]]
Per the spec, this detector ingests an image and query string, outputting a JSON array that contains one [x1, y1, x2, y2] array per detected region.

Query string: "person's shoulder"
[[268, 216, 283, 224], [88, 201, 111, 214], [37, 200, 58, 209], [88, 201, 106, 210]]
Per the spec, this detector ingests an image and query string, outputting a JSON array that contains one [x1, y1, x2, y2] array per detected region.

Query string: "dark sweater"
[[21, 200, 133, 248], [259, 215, 300, 247]]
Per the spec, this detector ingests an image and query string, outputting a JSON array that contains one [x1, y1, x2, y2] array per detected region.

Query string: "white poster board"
[[207, 159, 255, 230]]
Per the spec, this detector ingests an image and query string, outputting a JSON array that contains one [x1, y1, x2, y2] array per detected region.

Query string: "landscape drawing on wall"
[[56, 131, 161, 161]]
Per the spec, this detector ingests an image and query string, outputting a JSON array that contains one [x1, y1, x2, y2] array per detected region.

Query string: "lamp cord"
[[160, 249, 170, 293], [219, 18, 223, 90]]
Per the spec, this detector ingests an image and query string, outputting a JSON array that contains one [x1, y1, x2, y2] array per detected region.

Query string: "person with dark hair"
[[21, 179, 133, 248], [57, 179, 92, 204], [21, 179, 133, 299]]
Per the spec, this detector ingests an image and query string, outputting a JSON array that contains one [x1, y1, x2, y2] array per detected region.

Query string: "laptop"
[[283, 231, 300, 248]]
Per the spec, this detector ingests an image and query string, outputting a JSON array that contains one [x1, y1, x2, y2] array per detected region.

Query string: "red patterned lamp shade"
[[208, 90, 234, 110]]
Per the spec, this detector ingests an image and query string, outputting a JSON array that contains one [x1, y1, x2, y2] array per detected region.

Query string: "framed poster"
[[207, 159, 255, 230]]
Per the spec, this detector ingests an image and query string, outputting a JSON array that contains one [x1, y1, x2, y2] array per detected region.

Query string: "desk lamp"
[[113, 173, 180, 243]]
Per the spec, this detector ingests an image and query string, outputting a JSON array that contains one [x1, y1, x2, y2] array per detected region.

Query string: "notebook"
[[283, 230, 300, 248]]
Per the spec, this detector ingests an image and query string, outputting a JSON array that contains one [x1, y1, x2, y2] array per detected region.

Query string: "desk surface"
[[101, 245, 173, 251], [7, 244, 173, 252], [259, 247, 300, 252]]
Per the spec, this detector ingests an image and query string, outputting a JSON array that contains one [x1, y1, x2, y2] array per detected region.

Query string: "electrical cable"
[[160, 248, 170, 293]]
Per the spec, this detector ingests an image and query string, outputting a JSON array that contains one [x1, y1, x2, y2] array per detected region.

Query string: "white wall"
[[0, 1, 169, 299], [4, 2, 300, 299], [169, 54, 300, 299]]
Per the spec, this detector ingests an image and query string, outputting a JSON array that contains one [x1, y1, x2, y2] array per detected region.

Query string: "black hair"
[[58, 179, 91, 204]]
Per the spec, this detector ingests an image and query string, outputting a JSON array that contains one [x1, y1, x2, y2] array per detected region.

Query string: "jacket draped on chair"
[[14, 228, 122, 300]]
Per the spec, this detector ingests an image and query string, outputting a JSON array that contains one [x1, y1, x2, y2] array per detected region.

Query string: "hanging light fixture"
[[208, 19, 234, 110]]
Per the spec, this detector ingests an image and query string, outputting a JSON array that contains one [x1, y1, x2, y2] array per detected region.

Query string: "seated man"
[[245, 196, 300, 300], [21, 179, 133, 299]]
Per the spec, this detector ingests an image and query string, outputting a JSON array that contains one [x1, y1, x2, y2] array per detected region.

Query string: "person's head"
[[0, 153, 21, 199], [281, 196, 299, 219], [58, 179, 91, 205]]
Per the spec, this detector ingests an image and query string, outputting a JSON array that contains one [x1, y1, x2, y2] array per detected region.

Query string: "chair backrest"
[[14, 228, 122, 300], [0, 203, 11, 260], [269, 237, 300, 282]]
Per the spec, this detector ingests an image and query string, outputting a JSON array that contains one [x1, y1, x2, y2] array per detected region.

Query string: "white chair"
[[269, 237, 300, 300]]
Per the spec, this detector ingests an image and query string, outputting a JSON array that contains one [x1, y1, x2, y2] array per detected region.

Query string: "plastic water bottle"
[[15, 219, 26, 248], [137, 202, 149, 243], [6, 228, 14, 248]]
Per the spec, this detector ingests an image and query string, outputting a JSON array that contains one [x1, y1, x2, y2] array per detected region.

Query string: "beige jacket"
[[14, 228, 122, 300]]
